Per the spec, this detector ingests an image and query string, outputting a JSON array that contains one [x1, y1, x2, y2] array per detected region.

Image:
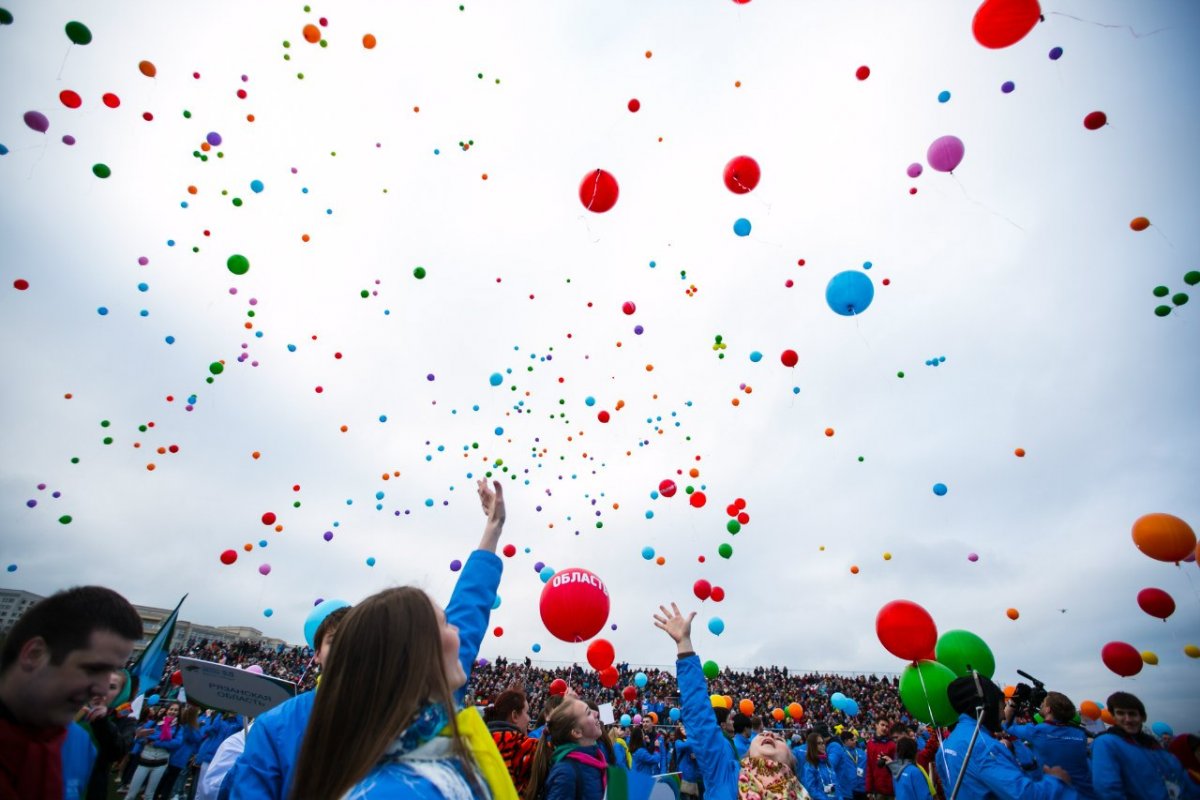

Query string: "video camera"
[[1009, 669, 1047, 716]]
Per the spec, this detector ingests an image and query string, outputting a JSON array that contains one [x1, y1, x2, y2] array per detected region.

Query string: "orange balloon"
[[1004, 685, 1016, 699], [1014, 447, 1025, 457], [1100, 709, 1115, 725], [722, 695, 733, 710], [303, 24, 321, 43], [1130, 217, 1150, 232], [772, 707, 784, 721], [1006, 608, 1020, 620], [1079, 700, 1100, 720], [1132, 513, 1197, 563], [362, 33, 377, 49], [649, 712, 658, 724], [850, 565, 859, 574], [739, 699, 755, 716], [787, 702, 804, 721], [138, 60, 157, 78], [825, 427, 835, 437]]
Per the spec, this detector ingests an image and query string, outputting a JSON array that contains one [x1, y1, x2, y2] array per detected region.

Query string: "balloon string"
[[57, 44, 72, 81], [1180, 564, 1200, 607], [915, 664, 954, 787], [949, 175, 1026, 232], [1046, 12, 1170, 38], [1152, 226, 1176, 250]]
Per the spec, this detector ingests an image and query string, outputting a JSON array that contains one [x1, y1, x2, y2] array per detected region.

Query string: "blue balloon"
[[641, 546, 655, 560], [749, 351, 762, 363], [844, 699, 860, 716], [937, 90, 951, 103], [532, 643, 542, 653], [831, 692, 847, 710], [825, 271, 875, 316], [669, 707, 681, 721], [1151, 721, 1173, 737], [304, 598, 351, 649], [932, 483, 948, 496], [620, 714, 632, 727], [539, 566, 555, 583], [707, 617, 725, 636], [148, 694, 161, 706], [489, 372, 503, 386], [733, 218, 751, 237], [250, 179, 264, 193], [634, 671, 648, 688]]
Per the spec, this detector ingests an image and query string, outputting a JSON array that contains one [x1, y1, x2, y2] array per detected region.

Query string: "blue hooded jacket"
[[940, 713, 1079, 800], [632, 744, 659, 776], [675, 738, 702, 782], [196, 716, 242, 766], [800, 756, 841, 799], [228, 548, 502, 800], [677, 654, 741, 798], [163, 722, 205, 768], [62, 722, 96, 800], [1091, 728, 1200, 800], [828, 739, 867, 796], [892, 761, 934, 800], [1004, 721, 1093, 797], [543, 743, 609, 800]]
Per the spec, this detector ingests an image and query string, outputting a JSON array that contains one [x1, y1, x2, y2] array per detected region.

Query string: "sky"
[[2, 1, 1198, 730]]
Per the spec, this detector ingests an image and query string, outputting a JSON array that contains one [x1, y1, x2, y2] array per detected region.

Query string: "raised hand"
[[476, 478, 506, 551], [652, 603, 696, 649]]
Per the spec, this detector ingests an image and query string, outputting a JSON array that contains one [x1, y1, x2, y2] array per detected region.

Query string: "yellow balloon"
[[883, 552, 892, 560], [710, 694, 724, 708], [1140, 651, 1159, 665], [1185, 644, 1200, 659]]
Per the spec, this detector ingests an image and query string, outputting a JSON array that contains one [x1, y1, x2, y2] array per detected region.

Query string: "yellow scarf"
[[449, 705, 519, 800]]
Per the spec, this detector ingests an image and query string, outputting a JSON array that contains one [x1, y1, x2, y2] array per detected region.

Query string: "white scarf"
[[342, 736, 488, 800]]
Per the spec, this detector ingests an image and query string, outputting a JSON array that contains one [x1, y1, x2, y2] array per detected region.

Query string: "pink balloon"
[[906, 163, 923, 178], [927, 135, 965, 173], [245, 664, 264, 675]]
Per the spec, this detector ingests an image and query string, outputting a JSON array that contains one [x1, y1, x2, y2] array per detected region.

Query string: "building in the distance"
[[0, 588, 288, 652]]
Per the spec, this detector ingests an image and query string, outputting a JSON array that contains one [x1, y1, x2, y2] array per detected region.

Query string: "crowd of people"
[[3, 481, 1197, 800]]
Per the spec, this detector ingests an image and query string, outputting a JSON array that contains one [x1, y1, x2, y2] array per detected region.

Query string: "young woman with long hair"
[[800, 732, 839, 800], [521, 698, 608, 800], [286, 479, 514, 800], [487, 688, 538, 794]]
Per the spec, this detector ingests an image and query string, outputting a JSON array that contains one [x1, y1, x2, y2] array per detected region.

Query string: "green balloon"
[[65, 20, 92, 45], [58, 515, 73, 524], [1154, 305, 1172, 317], [91, 163, 111, 179], [1172, 293, 1188, 306], [899, 660, 958, 726], [413, 266, 427, 279], [726, 519, 741, 534], [0, 9, 14, 25], [702, 660, 720, 679], [1185, 271, 1200, 287], [209, 361, 224, 375], [934, 629, 996, 679], [718, 543, 733, 559], [1152, 285, 1169, 298], [227, 254, 250, 275]]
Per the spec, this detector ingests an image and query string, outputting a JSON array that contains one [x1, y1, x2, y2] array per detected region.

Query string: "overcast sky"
[[2, 1, 1198, 730]]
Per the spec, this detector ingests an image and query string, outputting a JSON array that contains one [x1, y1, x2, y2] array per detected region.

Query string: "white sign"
[[598, 702, 615, 725], [178, 657, 297, 718]]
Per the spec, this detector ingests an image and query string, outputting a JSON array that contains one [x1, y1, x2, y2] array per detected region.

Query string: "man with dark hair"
[[938, 674, 1077, 799], [732, 713, 753, 757], [0, 586, 143, 798], [1002, 689, 1093, 796], [311, 606, 349, 668], [867, 719, 899, 799], [830, 729, 868, 799], [1091, 691, 1197, 800]]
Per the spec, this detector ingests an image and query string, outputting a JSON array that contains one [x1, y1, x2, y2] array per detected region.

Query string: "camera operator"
[[939, 674, 1079, 799], [1003, 690, 1095, 798]]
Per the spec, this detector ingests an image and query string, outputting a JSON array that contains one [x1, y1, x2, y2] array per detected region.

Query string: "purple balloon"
[[24, 111, 49, 133], [450, 559, 463, 572], [906, 162, 923, 179], [968, 552, 979, 562], [1001, 81, 1015, 94], [258, 563, 272, 575], [927, 135, 965, 173], [206, 131, 222, 146], [533, 560, 545, 572], [62, 135, 76, 146]]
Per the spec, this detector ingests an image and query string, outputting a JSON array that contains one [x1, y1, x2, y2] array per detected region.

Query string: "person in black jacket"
[[82, 668, 137, 799]]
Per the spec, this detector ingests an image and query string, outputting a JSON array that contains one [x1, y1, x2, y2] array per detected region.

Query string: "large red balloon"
[[598, 666, 619, 688], [659, 479, 677, 498], [1136, 588, 1175, 620], [539, 567, 610, 642], [579, 169, 619, 213], [876, 600, 938, 661], [693, 579, 712, 601], [587, 638, 615, 670], [781, 349, 798, 367], [971, 0, 1041, 49], [1101, 641, 1143, 677], [723, 155, 760, 194]]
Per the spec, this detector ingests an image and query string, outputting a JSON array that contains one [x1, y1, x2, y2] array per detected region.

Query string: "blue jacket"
[[733, 733, 751, 759], [543, 744, 609, 800], [229, 549, 502, 800], [800, 757, 841, 799], [633, 745, 659, 776], [893, 762, 934, 800], [940, 713, 1078, 800], [1091, 729, 1200, 800], [675, 739, 702, 782], [163, 723, 205, 768], [828, 740, 867, 796], [196, 716, 242, 765], [62, 722, 96, 800], [1004, 721, 1093, 797], [677, 654, 741, 798]]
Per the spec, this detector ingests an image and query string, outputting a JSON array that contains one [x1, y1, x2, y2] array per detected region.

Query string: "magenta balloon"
[[23, 110, 50, 133], [906, 162, 923, 178], [927, 135, 965, 173]]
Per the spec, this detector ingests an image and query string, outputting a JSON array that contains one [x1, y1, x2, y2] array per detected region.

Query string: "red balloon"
[[875, 599, 938, 661], [102, 92, 121, 108], [170, 670, 183, 686], [587, 638, 615, 670], [734, 498, 746, 510], [549, 678, 568, 696], [855, 65, 870, 80], [1101, 641, 1143, 677], [689, 491, 707, 508], [220, 549, 237, 565], [737, 512, 749, 525], [659, 479, 677, 498], [59, 90, 82, 109], [971, 0, 1041, 49], [502, 543, 516, 557], [693, 579, 712, 601], [261, 512, 277, 525], [725, 504, 739, 517], [710, 586, 725, 602], [1083, 111, 1107, 130], [579, 169, 619, 213], [622, 301, 636, 315], [781, 349, 798, 367], [493, 626, 504, 636], [723, 155, 760, 194], [1136, 587, 1175, 620], [539, 567, 611, 642], [599, 666, 619, 688], [622, 685, 638, 701], [597, 410, 610, 423], [627, 98, 640, 113]]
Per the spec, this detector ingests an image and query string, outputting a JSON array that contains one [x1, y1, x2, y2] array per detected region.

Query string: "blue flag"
[[131, 594, 186, 695]]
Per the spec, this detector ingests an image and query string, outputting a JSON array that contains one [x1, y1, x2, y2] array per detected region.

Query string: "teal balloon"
[[935, 629, 995, 679], [825, 271, 874, 316], [831, 691, 847, 710], [899, 660, 958, 726], [669, 707, 681, 721], [707, 617, 725, 636], [733, 218, 751, 236], [620, 714, 632, 726], [539, 566, 555, 583], [304, 599, 350, 648], [634, 671, 648, 688]]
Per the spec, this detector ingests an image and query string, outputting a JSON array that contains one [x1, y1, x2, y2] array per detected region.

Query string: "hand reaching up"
[[653, 603, 696, 656]]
